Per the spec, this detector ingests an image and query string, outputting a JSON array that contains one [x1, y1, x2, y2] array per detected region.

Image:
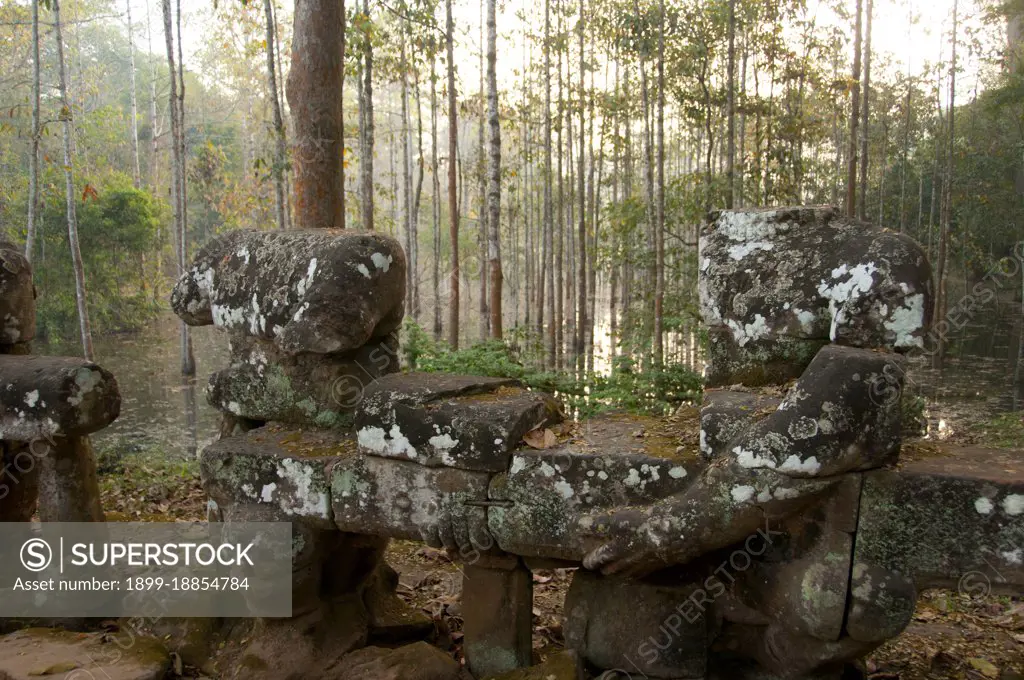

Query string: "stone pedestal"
[[462, 558, 534, 678]]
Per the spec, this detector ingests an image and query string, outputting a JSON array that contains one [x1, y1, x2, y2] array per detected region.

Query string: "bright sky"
[[121, 0, 996, 107]]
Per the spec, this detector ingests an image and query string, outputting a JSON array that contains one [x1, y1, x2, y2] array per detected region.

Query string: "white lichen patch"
[[1002, 494, 1024, 516], [260, 483, 277, 503], [779, 454, 821, 475], [733, 446, 777, 469], [668, 466, 687, 479], [1001, 549, 1022, 565], [276, 458, 329, 518], [730, 485, 756, 503], [357, 424, 417, 458], [773, 487, 800, 500], [884, 293, 925, 349], [726, 314, 771, 347], [24, 390, 39, 408], [371, 252, 392, 272], [355, 263, 371, 279], [296, 258, 318, 297], [553, 480, 575, 499], [787, 417, 819, 441], [728, 241, 775, 261], [509, 456, 528, 475], [699, 429, 712, 456], [717, 210, 781, 242], [795, 309, 817, 333], [974, 497, 994, 515], [227, 401, 242, 415]]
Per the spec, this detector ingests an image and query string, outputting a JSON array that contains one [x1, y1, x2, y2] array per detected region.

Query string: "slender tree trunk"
[[653, 0, 666, 365], [24, 0, 41, 262], [858, 0, 873, 221], [286, 0, 345, 231], [846, 0, 863, 217], [54, 0, 93, 360], [932, 0, 957, 369], [264, 0, 288, 230], [576, 0, 587, 374], [413, 65, 424, 319], [431, 53, 442, 340], [478, 9, 489, 342], [726, 0, 736, 209], [446, 0, 460, 349], [360, 0, 375, 231], [542, 0, 555, 366], [555, 0, 565, 367], [486, 0, 503, 339], [401, 32, 414, 315], [127, 0, 141, 188]]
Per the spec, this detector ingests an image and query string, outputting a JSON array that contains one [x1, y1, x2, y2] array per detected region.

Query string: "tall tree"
[[431, 50, 443, 340], [54, 0, 93, 359], [654, 0, 666, 365], [575, 0, 586, 373], [24, 0, 41, 262], [126, 0, 141, 187], [932, 0, 957, 369], [857, 0, 873, 221], [486, 0, 503, 338], [360, 0, 375, 231], [845, 0, 863, 218], [726, 0, 736, 209], [543, 0, 555, 366], [478, 6, 489, 341], [446, 0, 460, 349], [264, 0, 289, 230]]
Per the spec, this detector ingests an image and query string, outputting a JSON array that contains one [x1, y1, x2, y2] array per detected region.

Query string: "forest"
[[0, 0, 1023, 398]]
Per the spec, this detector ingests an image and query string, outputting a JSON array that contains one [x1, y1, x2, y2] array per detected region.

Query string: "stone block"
[[700, 207, 932, 386], [0, 239, 35, 347], [462, 560, 533, 678], [208, 333, 399, 427], [700, 389, 781, 459], [331, 453, 492, 549], [850, 446, 1024, 641], [172, 228, 406, 354], [201, 425, 351, 528], [37, 436, 103, 522], [564, 570, 708, 679], [487, 413, 702, 561], [354, 372, 562, 472], [0, 628, 169, 680], [0, 356, 120, 440]]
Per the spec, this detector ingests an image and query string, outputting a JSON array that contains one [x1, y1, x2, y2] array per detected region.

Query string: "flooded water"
[[35, 293, 1024, 461], [38, 314, 230, 460]]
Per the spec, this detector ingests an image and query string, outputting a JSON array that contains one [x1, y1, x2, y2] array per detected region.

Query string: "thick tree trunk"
[[858, 0, 873, 221], [264, 0, 289, 230], [486, 0, 503, 339], [446, 0, 460, 349], [286, 0, 345, 230], [54, 0, 93, 360], [846, 0, 863, 218], [24, 0, 41, 262]]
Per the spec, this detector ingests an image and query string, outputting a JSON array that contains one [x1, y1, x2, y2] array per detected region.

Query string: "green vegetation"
[[402, 319, 703, 417]]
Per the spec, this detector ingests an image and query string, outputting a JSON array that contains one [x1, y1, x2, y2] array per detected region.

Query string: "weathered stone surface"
[[710, 625, 878, 680], [0, 240, 34, 347], [201, 425, 351, 528], [0, 442, 40, 521], [332, 453, 492, 549], [0, 628, 169, 680], [488, 651, 585, 680], [462, 561, 534, 678], [850, 447, 1024, 641], [700, 207, 932, 386], [209, 333, 399, 428], [354, 372, 562, 472], [717, 345, 903, 480], [37, 436, 104, 522], [365, 561, 433, 643], [337, 642, 467, 680], [728, 475, 862, 643], [172, 229, 405, 354], [489, 413, 704, 561], [700, 389, 781, 459], [564, 570, 708, 679], [0, 356, 120, 439]]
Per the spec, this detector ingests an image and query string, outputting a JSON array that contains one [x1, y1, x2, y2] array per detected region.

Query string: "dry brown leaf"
[[523, 428, 557, 449]]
